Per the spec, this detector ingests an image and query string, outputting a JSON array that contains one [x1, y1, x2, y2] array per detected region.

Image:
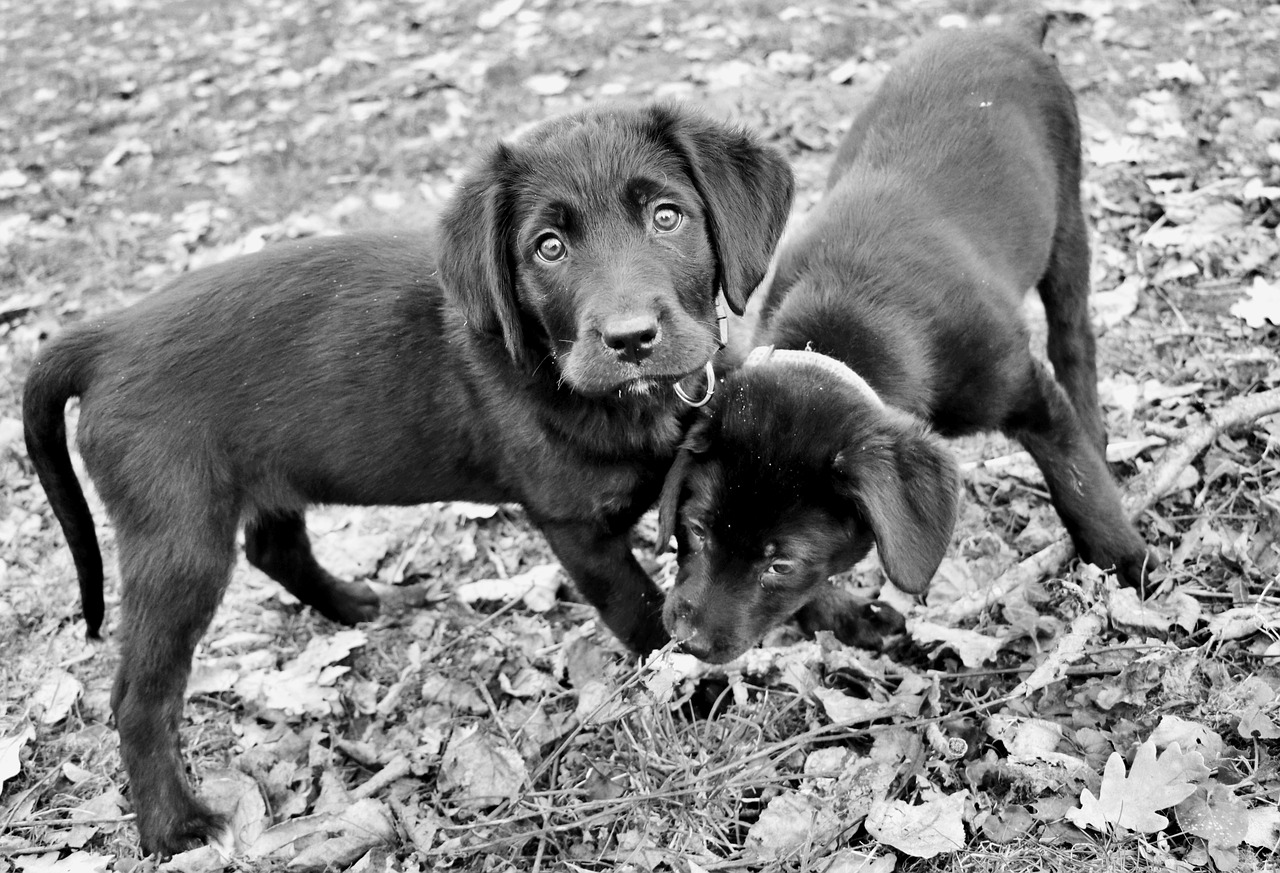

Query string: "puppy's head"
[[437, 103, 794, 394], [657, 351, 959, 663]]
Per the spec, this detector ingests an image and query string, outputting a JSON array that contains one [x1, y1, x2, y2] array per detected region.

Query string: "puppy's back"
[[827, 21, 1076, 197]]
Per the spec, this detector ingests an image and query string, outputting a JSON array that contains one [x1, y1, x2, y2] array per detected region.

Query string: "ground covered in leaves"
[[2, 0, 1279, 871]]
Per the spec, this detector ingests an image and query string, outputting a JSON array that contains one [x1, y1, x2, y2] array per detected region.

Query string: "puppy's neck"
[[757, 267, 935, 418]]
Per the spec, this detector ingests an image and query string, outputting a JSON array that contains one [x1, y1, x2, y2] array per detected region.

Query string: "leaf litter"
[[1, 0, 1279, 871]]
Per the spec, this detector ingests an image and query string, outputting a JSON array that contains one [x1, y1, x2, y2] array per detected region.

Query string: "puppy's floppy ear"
[[437, 143, 528, 366], [656, 417, 712, 554], [648, 104, 795, 316], [832, 415, 960, 594]]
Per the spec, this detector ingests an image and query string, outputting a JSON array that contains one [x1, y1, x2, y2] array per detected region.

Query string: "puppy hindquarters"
[[245, 511, 380, 625], [1009, 359, 1150, 589]]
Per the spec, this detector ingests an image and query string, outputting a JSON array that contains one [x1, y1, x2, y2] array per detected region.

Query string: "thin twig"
[[2, 813, 136, 829], [942, 386, 1280, 621]]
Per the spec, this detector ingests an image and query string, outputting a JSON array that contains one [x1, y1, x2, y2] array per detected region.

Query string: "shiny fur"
[[658, 21, 1151, 664], [23, 102, 793, 855]]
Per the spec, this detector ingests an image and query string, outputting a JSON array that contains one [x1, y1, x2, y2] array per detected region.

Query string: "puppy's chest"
[[524, 405, 684, 520]]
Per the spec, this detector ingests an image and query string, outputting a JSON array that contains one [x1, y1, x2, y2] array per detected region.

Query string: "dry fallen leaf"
[[13, 851, 113, 873], [1067, 740, 1209, 834], [864, 790, 968, 858], [908, 619, 1004, 667], [1230, 277, 1280, 328], [1175, 783, 1250, 871], [455, 563, 561, 613], [30, 668, 83, 725], [0, 725, 34, 793], [746, 790, 841, 860], [439, 725, 528, 807]]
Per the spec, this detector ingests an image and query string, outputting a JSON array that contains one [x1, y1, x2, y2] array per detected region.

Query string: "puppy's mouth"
[[565, 363, 708, 398], [621, 368, 701, 395]]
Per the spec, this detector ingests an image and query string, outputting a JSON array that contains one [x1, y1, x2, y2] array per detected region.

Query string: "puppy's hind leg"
[[110, 509, 237, 856], [244, 511, 380, 625], [1037, 203, 1108, 459], [1007, 360, 1151, 592]]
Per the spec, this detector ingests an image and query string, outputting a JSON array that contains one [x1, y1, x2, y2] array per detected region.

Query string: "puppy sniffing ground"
[[658, 19, 1153, 665]]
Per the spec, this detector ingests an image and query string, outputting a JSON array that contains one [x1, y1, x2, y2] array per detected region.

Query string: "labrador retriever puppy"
[[22, 102, 793, 856], [656, 20, 1152, 665]]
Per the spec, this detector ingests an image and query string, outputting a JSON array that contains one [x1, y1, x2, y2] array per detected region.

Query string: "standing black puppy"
[[657, 20, 1152, 664], [22, 102, 793, 856]]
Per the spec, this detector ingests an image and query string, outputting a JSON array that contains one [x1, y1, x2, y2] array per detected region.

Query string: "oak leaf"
[[1066, 740, 1209, 833]]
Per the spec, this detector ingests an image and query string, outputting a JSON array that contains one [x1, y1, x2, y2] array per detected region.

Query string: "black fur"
[[657, 21, 1152, 665], [22, 102, 793, 856]]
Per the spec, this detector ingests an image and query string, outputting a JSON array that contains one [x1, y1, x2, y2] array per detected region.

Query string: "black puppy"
[[22, 102, 793, 855], [657, 21, 1152, 665]]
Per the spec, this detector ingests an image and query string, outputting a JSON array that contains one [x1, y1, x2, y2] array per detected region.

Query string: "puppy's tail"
[[22, 331, 105, 639]]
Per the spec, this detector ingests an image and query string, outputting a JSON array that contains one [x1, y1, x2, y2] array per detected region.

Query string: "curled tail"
[[22, 334, 105, 638]]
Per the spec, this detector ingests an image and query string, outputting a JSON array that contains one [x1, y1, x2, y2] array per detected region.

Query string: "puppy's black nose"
[[675, 636, 714, 661], [601, 316, 659, 362]]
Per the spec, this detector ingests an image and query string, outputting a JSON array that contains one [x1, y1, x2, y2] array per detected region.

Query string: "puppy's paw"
[[322, 580, 382, 625], [139, 800, 228, 859], [1114, 544, 1163, 598], [796, 587, 905, 651]]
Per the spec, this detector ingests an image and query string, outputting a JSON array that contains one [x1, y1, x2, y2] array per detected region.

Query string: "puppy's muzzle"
[[600, 314, 660, 363], [665, 593, 717, 661]]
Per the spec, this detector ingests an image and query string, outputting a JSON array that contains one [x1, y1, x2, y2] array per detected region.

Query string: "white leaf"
[[1208, 605, 1280, 641], [477, 0, 523, 29], [14, 851, 111, 873], [986, 716, 1063, 759], [201, 768, 269, 852], [813, 687, 892, 724], [456, 563, 561, 612], [524, 73, 569, 96], [1155, 60, 1206, 85], [1230, 278, 1280, 329], [32, 669, 84, 724], [865, 791, 968, 857], [440, 726, 528, 807], [1150, 715, 1224, 763], [1091, 276, 1141, 330], [0, 725, 35, 792], [746, 790, 840, 859], [909, 619, 1004, 667], [1244, 804, 1280, 849], [238, 630, 366, 716]]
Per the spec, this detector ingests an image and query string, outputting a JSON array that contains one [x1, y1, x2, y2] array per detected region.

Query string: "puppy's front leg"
[[538, 520, 669, 654], [795, 585, 905, 651], [1010, 360, 1152, 591]]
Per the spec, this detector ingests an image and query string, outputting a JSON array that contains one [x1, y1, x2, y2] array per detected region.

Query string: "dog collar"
[[674, 295, 729, 408], [744, 345, 884, 409], [674, 360, 716, 407]]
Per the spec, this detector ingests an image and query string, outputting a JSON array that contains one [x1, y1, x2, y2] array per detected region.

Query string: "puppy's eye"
[[652, 205, 682, 233], [765, 559, 796, 577], [536, 234, 566, 263], [686, 520, 707, 551]]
